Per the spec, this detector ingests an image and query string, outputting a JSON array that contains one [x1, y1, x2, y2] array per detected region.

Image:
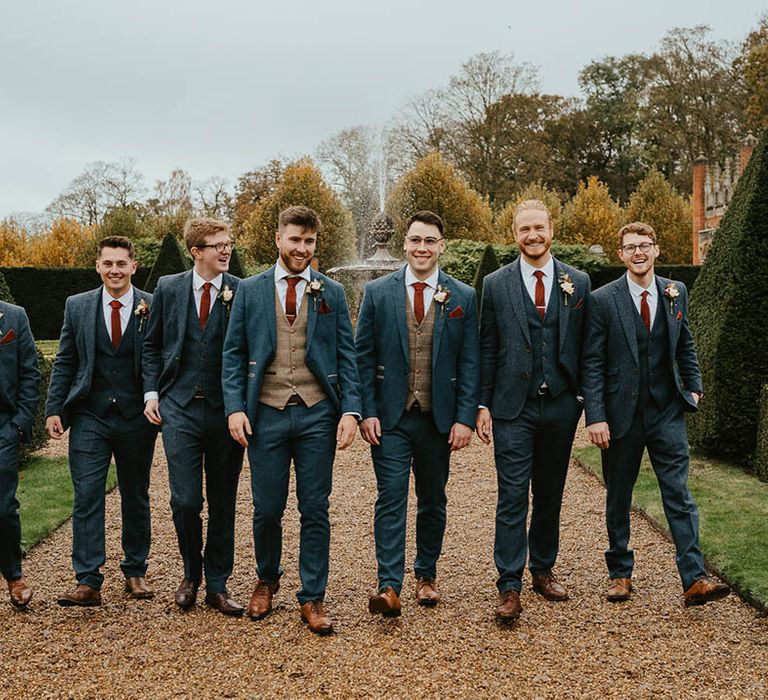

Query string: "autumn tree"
[[231, 160, 285, 240], [559, 176, 623, 252], [26, 218, 99, 267], [0, 219, 29, 266], [385, 152, 494, 249], [495, 183, 564, 244], [242, 158, 356, 270], [737, 13, 768, 133]]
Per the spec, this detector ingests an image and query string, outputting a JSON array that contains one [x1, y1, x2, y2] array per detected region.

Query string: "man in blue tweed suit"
[[46, 236, 158, 607], [582, 221, 730, 607], [356, 211, 479, 617], [0, 300, 40, 608], [477, 199, 591, 622], [223, 205, 362, 635], [143, 218, 244, 616]]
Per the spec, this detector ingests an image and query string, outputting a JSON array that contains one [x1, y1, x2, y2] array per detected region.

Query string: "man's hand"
[[448, 423, 472, 451], [587, 421, 611, 449], [144, 399, 162, 426], [46, 415, 65, 439], [336, 414, 358, 450], [360, 417, 382, 446], [228, 411, 252, 448], [476, 407, 492, 445], [692, 392, 701, 407]]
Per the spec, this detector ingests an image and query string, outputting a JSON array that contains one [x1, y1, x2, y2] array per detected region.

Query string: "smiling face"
[[275, 223, 316, 274], [403, 220, 445, 280], [514, 209, 553, 266], [96, 246, 137, 298], [618, 232, 659, 284], [192, 230, 232, 280]]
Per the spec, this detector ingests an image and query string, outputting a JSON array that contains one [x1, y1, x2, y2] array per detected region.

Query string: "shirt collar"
[[404, 265, 440, 290], [274, 261, 312, 284], [626, 274, 656, 298], [520, 255, 554, 280], [193, 269, 223, 292], [102, 286, 134, 308]]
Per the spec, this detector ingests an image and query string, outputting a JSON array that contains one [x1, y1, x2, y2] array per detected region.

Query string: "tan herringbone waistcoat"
[[406, 290, 435, 411]]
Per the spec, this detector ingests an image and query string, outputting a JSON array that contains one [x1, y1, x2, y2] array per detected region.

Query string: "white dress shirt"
[[519, 256, 554, 310], [193, 270, 222, 316], [627, 274, 658, 330], [404, 265, 439, 310], [101, 286, 134, 342], [274, 262, 311, 314]]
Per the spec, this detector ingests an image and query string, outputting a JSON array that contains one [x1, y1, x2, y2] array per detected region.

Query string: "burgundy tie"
[[533, 270, 546, 319], [199, 282, 212, 329], [110, 300, 122, 349], [285, 277, 300, 324], [640, 290, 651, 333], [412, 282, 427, 324]]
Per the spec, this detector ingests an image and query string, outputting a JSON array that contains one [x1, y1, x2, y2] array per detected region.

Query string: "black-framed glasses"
[[405, 236, 444, 248], [195, 242, 234, 254], [621, 242, 653, 254]]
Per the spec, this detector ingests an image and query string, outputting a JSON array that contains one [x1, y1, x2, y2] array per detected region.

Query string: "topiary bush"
[[0, 270, 14, 303], [689, 129, 768, 466], [754, 384, 768, 482], [473, 244, 499, 310], [228, 245, 247, 279], [144, 232, 191, 292]]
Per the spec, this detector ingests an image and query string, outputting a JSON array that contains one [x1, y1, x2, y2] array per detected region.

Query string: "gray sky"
[[1, 0, 764, 217]]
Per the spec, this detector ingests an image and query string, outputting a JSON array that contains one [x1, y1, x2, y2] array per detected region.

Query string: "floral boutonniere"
[[218, 284, 234, 317], [664, 282, 680, 313], [306, 278, 325, 310], [433, 285, 451, 318], [559, 273, 575, 305], [134, 299, 150, 331]]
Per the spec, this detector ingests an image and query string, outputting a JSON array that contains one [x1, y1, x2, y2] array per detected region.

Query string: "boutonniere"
[[133, 299, 150, 331], [559, 273, 575, 305], [218, 284, 234, 317], [433, 285, 451, 318], [664, 283, 680, 313], [306, 278, 325, 310]]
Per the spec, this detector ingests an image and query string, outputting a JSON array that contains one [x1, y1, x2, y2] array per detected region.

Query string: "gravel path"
[[2, 426, 767, 699]]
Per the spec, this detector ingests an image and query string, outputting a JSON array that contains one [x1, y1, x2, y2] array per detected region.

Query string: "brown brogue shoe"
[[175, 579, 199, 609], [368, 586, 402, 617], [496, 589, 522, 621], [8, 577, 33, 609], [415, 578, 441, 607], [531, 571, 569, 601], [205, 591, 245, 617], [247, 580, 279, 620], [684, 577, 731, 607], [57, 584, 101, 607], [125, 576, 155, 600], [606, 578, 633, 602], [300, 600, 334, 635]]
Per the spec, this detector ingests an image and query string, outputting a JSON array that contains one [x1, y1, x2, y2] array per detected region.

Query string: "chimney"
[[692, 153, 708, 265], [740, 133, 758, 174]]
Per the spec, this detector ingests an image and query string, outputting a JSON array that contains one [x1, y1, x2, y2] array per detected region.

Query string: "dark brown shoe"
[[496, 589, 522, 621], [205, 591, 244, 617], [531, 571, 569, 601], [415, 577, 441, 606], [125, 576, 155, 600], [247, 580, 279, 620], [57, 584, 101, 607], [8, 577, 33, 609], [175, 579, 199, 609], [606, 577, 633, 602], [684, 577, 731, 607], [368, 586, 402, 617], [300, 600, 334, 635]]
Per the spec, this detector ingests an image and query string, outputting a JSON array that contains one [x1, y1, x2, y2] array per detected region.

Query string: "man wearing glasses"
[[143, 218, 245, 615], [357, 210, 479, 617], [582, 222, 730, 607]]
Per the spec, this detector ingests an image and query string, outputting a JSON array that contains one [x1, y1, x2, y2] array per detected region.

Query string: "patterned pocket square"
[[318, 300, 333, 315], [574, 298, 584, 310], [676, 311, 683, 321], [0, 329, 16, 345], [448, 306, 464, 319]]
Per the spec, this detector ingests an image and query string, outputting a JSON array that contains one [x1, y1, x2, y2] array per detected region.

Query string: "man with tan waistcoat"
[[222, 205, 361, 635]]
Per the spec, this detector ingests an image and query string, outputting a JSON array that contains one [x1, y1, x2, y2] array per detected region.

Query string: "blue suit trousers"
[[0, 422, 22, 581]]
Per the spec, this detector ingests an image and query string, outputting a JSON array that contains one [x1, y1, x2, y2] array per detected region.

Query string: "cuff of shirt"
[[144, 391, 159, 403], [342, 412, 362, 422]]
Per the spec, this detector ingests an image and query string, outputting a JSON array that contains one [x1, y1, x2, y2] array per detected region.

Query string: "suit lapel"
[[613, 275, 639, 366], [219, 273, 234, 334], [176, 271, 193, 342], [305, 271, 319, 353], [392, 266, 409, 363], [431, 270, 448, 368], [504, 260, 531, 346], [262, 267, 277, 352], [83, 288, 101, 374], [554, 259, 570, 353], [656, 276, 679, 361], [130, 289, 145, 377]]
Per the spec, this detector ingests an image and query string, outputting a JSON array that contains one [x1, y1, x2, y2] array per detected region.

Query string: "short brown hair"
[[184, 217, 231, 252], [618, 221, 657, 245], [513, 199, 552, 228], [278, 205, 321, 233], [406, 210, 445, 237], [98, 236, 135, 259]]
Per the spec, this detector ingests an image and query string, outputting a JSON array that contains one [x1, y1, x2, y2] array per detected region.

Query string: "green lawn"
[[573, 445, 768, 608], [18, 456, 117, 553]]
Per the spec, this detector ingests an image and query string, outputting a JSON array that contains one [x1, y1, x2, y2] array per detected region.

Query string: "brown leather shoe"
[[125, 576, 155, 600], [8, 577, 33, 609], [247, 580, 279, 620], [300, 600, 334, 635], [531, 571, 569, 601], [57, 584, 102, 607], [368, 586, 402, 617], [606, 577, 633, 602], [175, 579, 199, 609], [415, 577, 441, 606], [205, 591, 245, 617], [684, 577, 731, 607], [496, 589, 522, 621]]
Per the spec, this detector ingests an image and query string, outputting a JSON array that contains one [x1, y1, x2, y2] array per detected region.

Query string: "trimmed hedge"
[[228, 246, 247, 279], [689, 129, 768, 466], [20, 346, 51, 466], [755, 384, 768, 482], [0, 270, 14, 303], [473, 244, 499, 309], [144, 233, 191, 292]]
